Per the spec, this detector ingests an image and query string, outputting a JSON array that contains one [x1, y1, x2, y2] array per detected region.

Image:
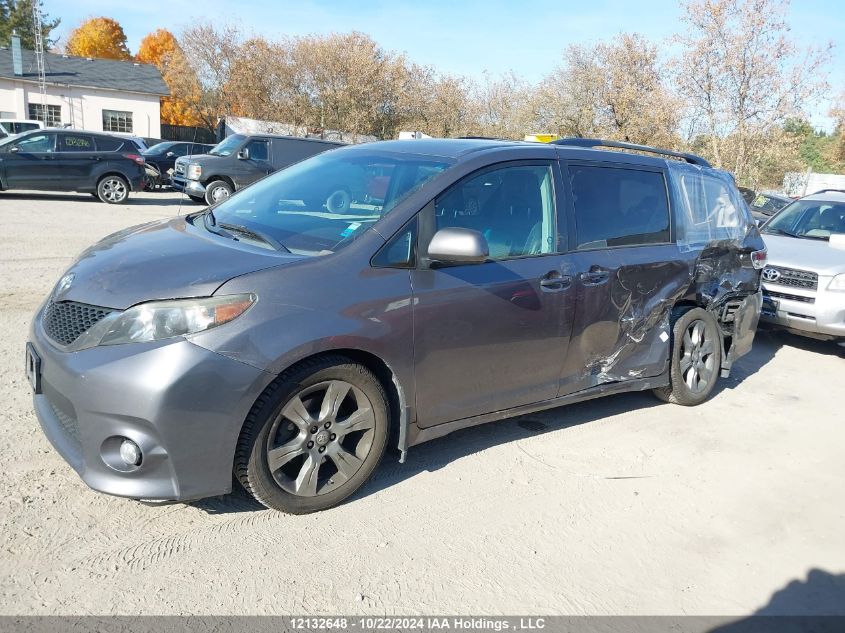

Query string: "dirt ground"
[[0, 190, 843, 616]]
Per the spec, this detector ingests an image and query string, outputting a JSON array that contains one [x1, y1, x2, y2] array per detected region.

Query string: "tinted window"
[[433, 164, 557, 259], [14, 133, 54, 153], [95, 136, 124, 151], [60, 134, 95, 152], [570, 165, 670, 249], [246, 140, 269, 161]]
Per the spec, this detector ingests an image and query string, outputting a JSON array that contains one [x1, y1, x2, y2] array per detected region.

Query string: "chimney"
[[11, 32, 23, 77]]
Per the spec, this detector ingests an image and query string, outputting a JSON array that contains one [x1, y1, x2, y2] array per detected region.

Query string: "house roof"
[[0, 48, 169, 96]]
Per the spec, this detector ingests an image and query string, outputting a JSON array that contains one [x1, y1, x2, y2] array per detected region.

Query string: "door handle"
[[540, 271, 572, 291], [579, 269, 610, 286]]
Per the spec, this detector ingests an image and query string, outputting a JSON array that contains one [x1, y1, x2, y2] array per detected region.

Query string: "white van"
[[0, 119, 44, 138]]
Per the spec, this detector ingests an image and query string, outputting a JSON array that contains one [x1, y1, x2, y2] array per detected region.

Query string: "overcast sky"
[[45, 0, 845, 129]]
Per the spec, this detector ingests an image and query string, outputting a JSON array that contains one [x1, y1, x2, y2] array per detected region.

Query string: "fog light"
[[119, 439, 142, 466]]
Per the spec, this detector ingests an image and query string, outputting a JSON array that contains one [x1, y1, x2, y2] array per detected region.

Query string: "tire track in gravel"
[[72, 474, 516, 576]]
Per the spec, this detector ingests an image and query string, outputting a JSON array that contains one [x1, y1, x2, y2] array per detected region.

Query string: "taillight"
[[124, 153, 145, 165], [751, 249, 767, 269]]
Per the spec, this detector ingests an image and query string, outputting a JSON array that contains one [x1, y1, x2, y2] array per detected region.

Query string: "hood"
[[55, 217, 303, 309], [176, 153, 220, 167], [762, 234, 845, 276]]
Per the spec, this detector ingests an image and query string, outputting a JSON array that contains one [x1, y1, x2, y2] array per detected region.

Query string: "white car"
[[759, 189, 845, 342], [0, 119, 44, 138]]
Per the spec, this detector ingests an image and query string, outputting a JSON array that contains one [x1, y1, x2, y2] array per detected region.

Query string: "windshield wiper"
[[202, 208, 236, 240], [219, 222, 291, 252], [763, 227, 798, 238]]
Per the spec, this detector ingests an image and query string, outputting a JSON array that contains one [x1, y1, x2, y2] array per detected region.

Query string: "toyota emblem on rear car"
[[762, 268, 781, 282], [55, 273, 75, 297]]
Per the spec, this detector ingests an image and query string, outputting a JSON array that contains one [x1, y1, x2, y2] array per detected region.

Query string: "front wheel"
[[235, 356, 389, 513], [653, 307, 722, 406], [204, 180, 233, 205], [97, 175, 129, 204]]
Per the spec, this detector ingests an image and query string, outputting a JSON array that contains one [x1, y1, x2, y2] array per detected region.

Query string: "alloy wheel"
[[102, 178, 127, 202], [266, 380, 376, 497], [679, 319, 716, 394]]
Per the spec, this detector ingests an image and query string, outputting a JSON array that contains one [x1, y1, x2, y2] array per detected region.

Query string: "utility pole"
[[31, 1, 47, 107]]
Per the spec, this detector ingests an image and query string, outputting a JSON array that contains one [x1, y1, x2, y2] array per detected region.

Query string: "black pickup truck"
[[170, 133, 343, 205]]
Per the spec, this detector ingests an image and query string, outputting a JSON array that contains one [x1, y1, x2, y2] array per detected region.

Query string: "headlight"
[[186, 163, 202, 180], [98, 294, 256, 345], [828, 273, 845, 291]]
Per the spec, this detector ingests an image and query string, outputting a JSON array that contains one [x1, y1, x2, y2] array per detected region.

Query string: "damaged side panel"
[[559, 245, 695, 394]]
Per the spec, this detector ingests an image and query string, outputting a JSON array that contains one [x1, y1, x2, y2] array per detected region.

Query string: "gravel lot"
[[0, 190, 843, 616]]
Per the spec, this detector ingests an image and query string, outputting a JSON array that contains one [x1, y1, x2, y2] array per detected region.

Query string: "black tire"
[[653, 307, 722, 406], [96, 175, 129, 204], [235, 356, 389, 513], [187, 194, 205, 204], [204, 180, 233, 205]]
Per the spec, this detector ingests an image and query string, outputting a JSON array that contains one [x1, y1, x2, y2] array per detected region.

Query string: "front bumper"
[[170, 175, 206, 196], [29, 313, 273, 502], [761, 282, 845, 339]]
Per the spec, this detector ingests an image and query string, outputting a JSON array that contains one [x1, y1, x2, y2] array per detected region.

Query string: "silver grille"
[[766, 266, 818, 290], [174, 162, 185, 175], [43, 300, 114, 346]]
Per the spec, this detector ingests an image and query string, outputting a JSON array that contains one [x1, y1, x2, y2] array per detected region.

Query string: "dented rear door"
[[557, 161, 695, 395]]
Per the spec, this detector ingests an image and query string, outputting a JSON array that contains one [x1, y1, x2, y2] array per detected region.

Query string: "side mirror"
[[427, 227, 489, 265], [165, 151, 176, 158], [236, 148, 250, 160], [9, 146, 20, 153]]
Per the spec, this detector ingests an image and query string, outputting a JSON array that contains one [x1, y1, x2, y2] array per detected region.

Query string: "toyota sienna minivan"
[[27, 138, 767, 513]]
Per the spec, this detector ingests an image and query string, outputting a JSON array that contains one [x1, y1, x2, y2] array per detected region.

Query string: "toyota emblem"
[[762, 268, 781, 282]]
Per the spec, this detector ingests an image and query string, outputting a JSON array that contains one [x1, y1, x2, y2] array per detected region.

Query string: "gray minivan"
[[170, 133, 344, 205], [27, 138, 767, 513]]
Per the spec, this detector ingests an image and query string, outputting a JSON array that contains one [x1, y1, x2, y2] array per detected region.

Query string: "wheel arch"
[[237, 347, 411, 471], [96, 171, 133, 191], [204, 174, 235, 190]]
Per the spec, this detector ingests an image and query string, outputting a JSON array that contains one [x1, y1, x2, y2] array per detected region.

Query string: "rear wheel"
[[204, 180, 233, 205], [235, 356, 389, 513], [653, 307, 722, 406], [97, 175, 129, 204]]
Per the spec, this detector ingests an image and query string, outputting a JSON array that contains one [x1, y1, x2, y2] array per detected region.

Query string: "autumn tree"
[[66, 17, 130, 60], [536, 33, 679, 147], [137, 29, 203, 126], [674, 0, 831, 185], [0, 0, 59, 49]]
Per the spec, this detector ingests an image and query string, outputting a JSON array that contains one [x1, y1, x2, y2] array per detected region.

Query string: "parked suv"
[[27, 138, 766, 513], [0, 129, 146, 203], [759, 189, 845, 341], [142, 141, 214, 189], [170, 133, 343, 205]]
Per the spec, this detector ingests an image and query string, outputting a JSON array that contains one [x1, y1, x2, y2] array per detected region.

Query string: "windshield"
[[763, 199, 845, 240], [204, 149, 451, 255], [208, 135, 245, 157]]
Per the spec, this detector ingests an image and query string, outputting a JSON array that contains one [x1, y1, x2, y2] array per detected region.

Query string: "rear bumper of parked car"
[[761, 281, 845, 339], [28, 310, 272, 502], [170, 175, 206, 196]]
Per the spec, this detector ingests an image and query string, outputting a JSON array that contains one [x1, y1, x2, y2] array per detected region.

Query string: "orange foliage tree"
[[65, 17, 130, 60], [137, 29, 203, 126]]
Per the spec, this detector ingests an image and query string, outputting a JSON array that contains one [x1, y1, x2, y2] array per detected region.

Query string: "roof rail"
[[551, 137, 711, 168], [812, 188, 845, 195]]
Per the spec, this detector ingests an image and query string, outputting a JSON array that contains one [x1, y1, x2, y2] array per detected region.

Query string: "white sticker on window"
[[659, 331, 669, 343]]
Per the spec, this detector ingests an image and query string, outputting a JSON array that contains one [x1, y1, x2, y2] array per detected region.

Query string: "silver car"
[[759, 189, 845, 342]]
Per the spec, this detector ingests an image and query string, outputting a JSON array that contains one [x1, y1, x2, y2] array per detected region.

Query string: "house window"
[[28, 103, 61, 127], [102, 110, 133, 133]]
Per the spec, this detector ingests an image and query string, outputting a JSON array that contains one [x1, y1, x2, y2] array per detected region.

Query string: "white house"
[[0, 38, 168, 139]]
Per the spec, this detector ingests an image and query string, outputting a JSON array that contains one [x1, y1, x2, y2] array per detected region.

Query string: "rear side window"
[[670, 165, 750, 247], [569, 165, 670, 249], [60, 134, 95, 152], [95, 136, 124, 151]]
